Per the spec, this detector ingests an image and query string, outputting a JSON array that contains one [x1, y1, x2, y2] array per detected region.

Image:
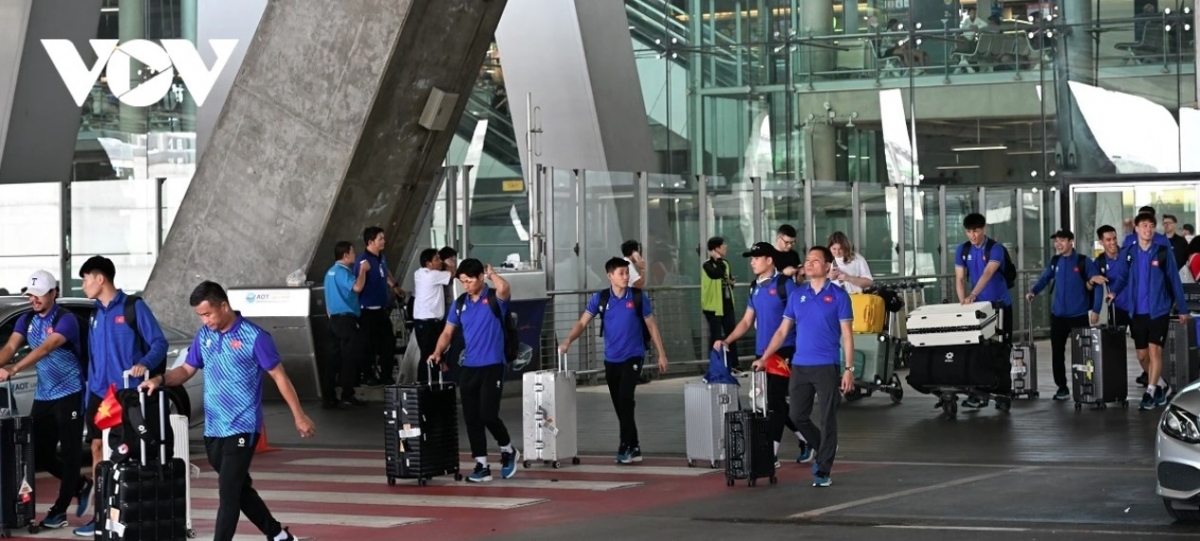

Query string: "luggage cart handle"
[[557, 351, 567, 373]]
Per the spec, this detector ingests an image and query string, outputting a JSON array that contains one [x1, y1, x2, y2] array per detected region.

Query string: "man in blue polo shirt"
[[1108, 212, 1190, 410], [1090, 225, 1142, 384], [322, 241, 369, 409], [759, 246, 854, 488], [75, 255, 168, 537], [1025, 230, 1097, 401], [559, 257, 669, 465], [429, 259, 521, 482], [714, 243, 807, 465], [355, 227, 406, 386], [0, 271, 88, 529], [955, 213, 1013, 409], [141, 281, 314, 541]]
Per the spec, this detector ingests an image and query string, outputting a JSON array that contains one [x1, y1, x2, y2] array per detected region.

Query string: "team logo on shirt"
[[1073, 267, 1079, 272], [626, 301, 634, 308], [115, 316, 125, 324], [482, 298, 489, 305], [823, 296, 833, 303], [46, 327, 53, 334], [1152, 259, 1160, 267], [799, 295, 807, 303], [231, 340, 242, 350], [768, 289, 777, 296]]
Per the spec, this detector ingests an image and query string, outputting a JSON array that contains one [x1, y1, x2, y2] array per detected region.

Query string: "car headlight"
[[1162, 405, 1200, 443]]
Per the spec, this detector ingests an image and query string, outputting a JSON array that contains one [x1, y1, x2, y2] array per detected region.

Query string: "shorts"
[[85, 392, 106, 441], [1130, 314, 1169, 350], [1112, 306, 1132, 328]]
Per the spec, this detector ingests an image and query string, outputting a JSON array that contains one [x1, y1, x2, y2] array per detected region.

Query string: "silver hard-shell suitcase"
[[1012, 284, 1039, 399], [522, 353, 580, 468], [685, 351, 739, 468], [906, 301, 999, 346]]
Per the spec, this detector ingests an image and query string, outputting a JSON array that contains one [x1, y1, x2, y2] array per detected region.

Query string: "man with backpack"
[[74, 256, 169, 537], [955, 213, 1015, 409], [428, 259, 520, 483], [1108, 212, 1190, 410], [0, 271, 89, 529], [712, 242, 808, 466], [1025, 230, 1097, 401], [558, 257, 669, 465]]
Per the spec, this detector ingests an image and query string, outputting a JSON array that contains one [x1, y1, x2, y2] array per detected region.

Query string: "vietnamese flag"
[[93, 384, 123, 431]]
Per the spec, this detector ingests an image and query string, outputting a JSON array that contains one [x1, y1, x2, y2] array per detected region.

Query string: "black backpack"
[[91, 296, 161, 378], [748, 274, 791, 309], [959, 239, 1017, 290], [597, 288, 651, 347], [454, 290, 519, 363]]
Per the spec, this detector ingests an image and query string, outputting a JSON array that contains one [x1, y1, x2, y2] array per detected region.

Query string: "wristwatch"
[[845, 365, 856, 374]]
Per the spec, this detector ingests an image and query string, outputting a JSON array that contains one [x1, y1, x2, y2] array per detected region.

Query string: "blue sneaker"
[[500, 448, 521, 479], [39, 513, 68, 529], [1053, 387, 1071, 401], [1157, 384, 1172, 407], [796, 446, 813, 463], [628, 446, 643, 463], [813, 472, 832, 487], [615, 443, 632, 464], [467, 463, 493, 483], [73, 522, 95, 537], [75, 476, 92, 518], [1139, 392, 1156, 411]]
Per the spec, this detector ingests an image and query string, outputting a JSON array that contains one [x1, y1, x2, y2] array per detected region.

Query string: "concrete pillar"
[[195, 0, 267, 161], [118, 0, 145, 137], [0, 0, 32, 175], [842, 0, 859, 35], [802, 0, 836, 181], [180, 0, 197, 133], [143, 0, 508, 332], [1055, 0, 1113, 175]]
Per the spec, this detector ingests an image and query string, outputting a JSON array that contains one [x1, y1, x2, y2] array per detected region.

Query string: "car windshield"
[[161, 325, 192, 342]]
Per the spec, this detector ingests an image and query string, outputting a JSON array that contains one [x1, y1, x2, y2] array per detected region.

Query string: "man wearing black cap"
[[1026, 230, 1097, 400]]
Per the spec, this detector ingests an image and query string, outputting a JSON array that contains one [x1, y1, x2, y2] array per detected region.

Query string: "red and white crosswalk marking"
[[22, 447, 733, 541]]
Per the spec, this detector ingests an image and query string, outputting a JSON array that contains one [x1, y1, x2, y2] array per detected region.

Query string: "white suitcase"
[[906, 302, 999, 346], [522, 353, 579, 468], [684, 381, 739, 468]]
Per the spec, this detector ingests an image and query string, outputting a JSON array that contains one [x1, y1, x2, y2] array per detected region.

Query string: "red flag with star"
[[93, 384, 123, 431]]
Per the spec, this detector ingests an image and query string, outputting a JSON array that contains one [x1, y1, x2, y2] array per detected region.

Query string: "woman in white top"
[[827, 231, 874, 294]]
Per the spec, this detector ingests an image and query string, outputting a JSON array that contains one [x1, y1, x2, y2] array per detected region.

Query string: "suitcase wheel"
[[387, 476, 396, 486], [942, 399, 958, 419], [748, 478, 757, 487], [1074, 402, 1083, 411], [995, 398, 1011, 413], [1122, 400, 1129, 409], [27, 525, 38, 535], [551, 460, 562, 469], [572, 456, 582, 465], [710, 460, 718, 469], [769, 475, 778, 485], [454, 473, 464, 481], [1030, 391, 1040, 399], [725, 476, 735, 487], [418, 478, 428, 486], [187, 529, 197, 539], [524, 460, 532, 469]]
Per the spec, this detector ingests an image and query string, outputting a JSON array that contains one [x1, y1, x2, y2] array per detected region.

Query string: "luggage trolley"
[[904, 301, 1016, 419]]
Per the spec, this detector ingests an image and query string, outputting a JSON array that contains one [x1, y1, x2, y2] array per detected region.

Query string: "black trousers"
[[704, 307, 739, 370], [31, 392, 83, 516], [789, 364, 841, 476], [605, 358, 643, 448], [414, 319, 446, 384], [459, 364, 511, 458], [205, 433, 282, 541], [767, 347, 798, 446], [324, 314, 362, 401], [1051, 314, 1090, 389], [360, 308, 396, 381]]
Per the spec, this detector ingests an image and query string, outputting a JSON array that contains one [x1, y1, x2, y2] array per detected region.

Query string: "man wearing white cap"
[[0, 270, 89, 529]]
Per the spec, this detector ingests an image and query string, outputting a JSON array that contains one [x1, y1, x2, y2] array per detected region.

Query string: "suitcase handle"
[[135, 385, 170, 468], [425, 360, 444, 386], [121, 369, 145, 390], [749, 370, 766, 416], [558, 352, 567, 373]]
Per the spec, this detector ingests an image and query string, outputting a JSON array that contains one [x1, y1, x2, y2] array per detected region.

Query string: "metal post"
[[637, 172, 651, 277], [803, 179, 815, 250], [978, 186, 987, 218], [461, 165, 473, 258], [154, 177, 165, 251], [897, 185, 907, 277], [543, 166, 555, 290], [447, 166, 458, 250], [1015, 188, 1025, 271], [60, 175, 72, 292], [851, 181, 862, 250], [938, 185, 947, 275], [751, 176, 763, 242], [528, 163, 544, 270], [576, 170, 586, 289], [698, 174, 710, 349]]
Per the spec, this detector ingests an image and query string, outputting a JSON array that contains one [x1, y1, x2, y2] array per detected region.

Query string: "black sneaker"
[[75, 476, 93, 517], [628, 446, 643, 463], [1137, 372, 1148, 387], [615, 443, 629, 464]]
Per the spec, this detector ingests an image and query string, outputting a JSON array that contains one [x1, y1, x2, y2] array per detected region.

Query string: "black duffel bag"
[[906, 341, 1012, 394]]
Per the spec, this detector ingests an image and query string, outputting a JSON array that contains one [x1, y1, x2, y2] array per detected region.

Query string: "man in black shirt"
[[1163, 214, 1190, 269], [701, 237, 739, 371], [773, 224, 802, 279]]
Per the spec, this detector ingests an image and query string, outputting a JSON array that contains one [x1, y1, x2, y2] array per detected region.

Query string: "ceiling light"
[[951, 144, 1008, 152], [936, 165, 981, 170]]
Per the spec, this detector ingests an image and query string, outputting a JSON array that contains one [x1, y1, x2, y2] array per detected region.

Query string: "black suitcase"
[[0, 384, 36, 538], [906, 341, 1012, 393], [1166, 318, 1200, 392], [1070, 326, 1128, 409], [723, 372, 775, 487], [95, 390, 189, 541], [384, 365, 462, 486]]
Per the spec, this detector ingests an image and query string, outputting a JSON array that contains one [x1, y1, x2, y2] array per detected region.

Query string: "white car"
[[0, 296, 203, 424], [1157, 380, 1200, 521]]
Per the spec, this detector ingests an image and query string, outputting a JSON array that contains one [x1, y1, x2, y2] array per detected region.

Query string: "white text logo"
[[41, 39, 237, 107]]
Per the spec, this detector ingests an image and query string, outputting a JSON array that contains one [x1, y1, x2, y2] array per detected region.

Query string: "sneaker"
[[796, 447, 813, 463], [1157, 384, 1172, 407], [39, 513, 68, 529], [774, 459, 782, 470], [277, 527, 299, 541], [342, 396, 369, 407], [962, 396, 987, 408], [500, 448, 521, 479], [73, 522, 95, 537], [615, 443, 630, 464], [628, 446, 643, 463], [813, 473, 832, 487], [1140, 392, 1156, 411], [1053, 387, 1071, 401], [467, 463, 492, 483], [75, 476, 92, 517], [1137, 372, 1149, 387]]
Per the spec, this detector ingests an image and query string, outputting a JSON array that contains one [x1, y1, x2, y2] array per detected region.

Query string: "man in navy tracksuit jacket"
[[1025, 230, 1097, 401], [1109, 213, 1189, 410], [1091, 225, 1130, 328]]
